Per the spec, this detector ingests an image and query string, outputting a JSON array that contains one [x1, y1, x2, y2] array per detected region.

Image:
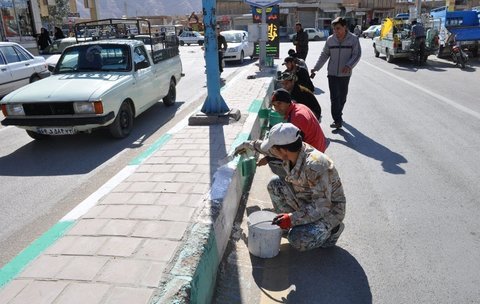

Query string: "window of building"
[[1, 0, 35, 41]]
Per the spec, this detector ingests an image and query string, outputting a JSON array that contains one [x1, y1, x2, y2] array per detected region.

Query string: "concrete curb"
[[153, 71, 276, 304]]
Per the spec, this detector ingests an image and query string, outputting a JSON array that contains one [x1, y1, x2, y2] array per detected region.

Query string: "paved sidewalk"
[[0, 64, 275, 304]]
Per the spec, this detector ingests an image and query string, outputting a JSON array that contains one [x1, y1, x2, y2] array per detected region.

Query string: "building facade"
[[1, 0, 42, 52]]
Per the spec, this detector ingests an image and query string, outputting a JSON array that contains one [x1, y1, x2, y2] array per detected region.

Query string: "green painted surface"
[[230, 133, 251, 153], [0, 221, 74, 288], [248, 99, 263, 113], [129, 133, 172, 165], [190, 230, 219, 304]]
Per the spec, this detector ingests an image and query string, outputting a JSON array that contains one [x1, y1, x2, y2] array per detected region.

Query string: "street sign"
[[244, 0, 281, 8]]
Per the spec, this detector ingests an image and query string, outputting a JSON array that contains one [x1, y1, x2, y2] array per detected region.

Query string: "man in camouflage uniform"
[[235, 123, 346, 251]]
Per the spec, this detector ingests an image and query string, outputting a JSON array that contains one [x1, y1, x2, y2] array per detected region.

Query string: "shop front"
[[1, 0, 42, 54]]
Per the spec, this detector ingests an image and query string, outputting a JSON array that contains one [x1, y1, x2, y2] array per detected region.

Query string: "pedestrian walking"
[[54, 27, 65, 40], [235, 123, 346, 251], [293, 22, 309, 60], [310, 17, 361, 129], [216, 26, 227, 74], [283, 56, 314, 92], [38, 27, 51, 51], [278, 71, 321, 120]]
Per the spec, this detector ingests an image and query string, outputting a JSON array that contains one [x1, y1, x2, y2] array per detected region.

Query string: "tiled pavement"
[[0, 64, 276, 304]]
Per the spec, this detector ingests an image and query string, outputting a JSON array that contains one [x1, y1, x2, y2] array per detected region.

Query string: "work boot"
[[330, 121, 342, 129], [321, 223, 344, 248]]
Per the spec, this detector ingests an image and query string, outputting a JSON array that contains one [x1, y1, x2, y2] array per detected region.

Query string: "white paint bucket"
[[247, 210, 282, 258]]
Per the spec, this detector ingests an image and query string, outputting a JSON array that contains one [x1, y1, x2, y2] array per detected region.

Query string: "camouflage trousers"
[[267, 176, 344, 251]]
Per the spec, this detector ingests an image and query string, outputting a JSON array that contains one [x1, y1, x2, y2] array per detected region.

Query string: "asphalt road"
[[0, 45, 250, 267], [214, 38, 480, 303]]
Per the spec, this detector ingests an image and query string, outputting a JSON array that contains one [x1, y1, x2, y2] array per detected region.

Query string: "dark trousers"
[[328, 76, 350, 124], [296, 48, 308, 60], [218, 50, 224, 73]]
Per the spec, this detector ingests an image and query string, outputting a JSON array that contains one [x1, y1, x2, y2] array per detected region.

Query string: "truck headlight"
[[73, 101, 104, 114], [228, 47, 239, 52], [1, 104, 25, 116]]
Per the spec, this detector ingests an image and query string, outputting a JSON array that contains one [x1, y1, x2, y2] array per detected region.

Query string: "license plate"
[[36, 127, 77, 135]]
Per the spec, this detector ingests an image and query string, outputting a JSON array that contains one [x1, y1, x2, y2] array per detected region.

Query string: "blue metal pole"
[[201, 0, 230, 114]]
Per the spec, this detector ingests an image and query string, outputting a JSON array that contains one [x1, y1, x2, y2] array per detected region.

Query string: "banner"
[[252, 5, 280, 59]]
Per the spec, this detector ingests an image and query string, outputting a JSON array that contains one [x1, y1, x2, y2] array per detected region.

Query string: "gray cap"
[[260, 123, 301, 151]]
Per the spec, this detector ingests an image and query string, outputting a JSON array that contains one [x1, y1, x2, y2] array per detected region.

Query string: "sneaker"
[[321, 223, 344, 248], [329, 122, 342, 129]]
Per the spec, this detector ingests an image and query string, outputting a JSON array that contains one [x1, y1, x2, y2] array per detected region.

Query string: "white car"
[[362, 25, 381, 38], [1, 39, 182, 140], [221, 30, 254, 64], [289, 28, 325, 41], [178, 31, 204, 46], [0, 42, 50, 97]]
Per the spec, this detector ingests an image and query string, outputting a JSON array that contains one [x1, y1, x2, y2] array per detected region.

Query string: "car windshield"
[[222, 32, 243, 43], [55, 44, 131, 73]]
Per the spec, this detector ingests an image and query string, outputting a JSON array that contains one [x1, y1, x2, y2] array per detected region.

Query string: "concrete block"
[[129, 205, 166, 220], [136, 239, 180, 262], [132, 221, 188, 240], [55, 256, 109, 281], [129, 193, 161, 205], [98, 219, 137, 236], [104, 287, 153, 304], [97, 237, 143, 257], [141, 262, 168, 287], [66, 219, 109, 236], [0, 280, 31, 303], [98, 205, 135, 219], [99, 192, 135, 205], [97, 259, 149, 285], [53, 283, 110, 304], [8, 281, 68, 304], [160, 206, 196, 222]]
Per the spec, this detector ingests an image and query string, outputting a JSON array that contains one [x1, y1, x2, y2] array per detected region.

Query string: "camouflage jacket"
[[283, 143, 346, 226]]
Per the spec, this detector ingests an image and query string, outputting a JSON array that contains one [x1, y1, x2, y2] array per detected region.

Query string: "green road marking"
[[129, 133, 172, 165], [0, 221, 74, 288], [248, 98, 263, 113]]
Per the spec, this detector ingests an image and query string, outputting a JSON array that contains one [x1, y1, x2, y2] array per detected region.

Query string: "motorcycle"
[[449, 42, 468, 69]]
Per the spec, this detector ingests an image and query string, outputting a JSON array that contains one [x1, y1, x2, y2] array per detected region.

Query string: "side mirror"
[[134, 61, 149, 71]]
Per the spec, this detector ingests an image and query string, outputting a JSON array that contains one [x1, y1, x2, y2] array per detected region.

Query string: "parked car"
[[178, 31, 204, 46], [1, 39, 182, 140], [362, 25, 381, 38], [221, 30, 254, 64], [0, 42, 50, 97], [289, 28, 325, 41]]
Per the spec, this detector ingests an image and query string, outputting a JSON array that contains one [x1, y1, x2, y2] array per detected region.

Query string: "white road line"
[[361, 60, 480, 120]]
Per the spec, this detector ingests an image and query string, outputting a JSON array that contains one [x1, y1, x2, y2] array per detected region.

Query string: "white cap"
[[260, 123, 301, 151]]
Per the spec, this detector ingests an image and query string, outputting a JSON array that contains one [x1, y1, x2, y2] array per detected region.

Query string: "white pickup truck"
[[1, 18, 182, 140]]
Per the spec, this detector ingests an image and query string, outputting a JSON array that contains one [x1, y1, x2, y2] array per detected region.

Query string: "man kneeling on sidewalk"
[[235, 123, 346, 251]]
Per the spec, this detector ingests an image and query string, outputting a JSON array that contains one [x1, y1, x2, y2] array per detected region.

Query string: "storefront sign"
[[252, 5, 280, 58], [245, 0, 281, 8]]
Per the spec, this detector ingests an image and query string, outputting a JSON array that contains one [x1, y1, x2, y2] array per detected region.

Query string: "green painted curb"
[[0, 221, 74, 288], [129, 133, 172, 165]]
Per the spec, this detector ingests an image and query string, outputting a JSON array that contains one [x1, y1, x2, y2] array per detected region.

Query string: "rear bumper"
[[1, 111, 115, 127]]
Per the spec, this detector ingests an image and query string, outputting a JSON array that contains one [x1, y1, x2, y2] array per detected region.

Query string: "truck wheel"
[[109, 101, 134, 138], [163, 78, 176, 107], [386, 49, 393, 63], [198, 41, 204, 46], [314, 36, 320, 41], [374, 45, 380, 57], [26, 130, 49, 140], [187, 43, 191, 46], [179, 41, 184, 46]]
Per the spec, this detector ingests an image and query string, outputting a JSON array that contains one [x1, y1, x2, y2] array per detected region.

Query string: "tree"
[[47, 0, 70, 27]]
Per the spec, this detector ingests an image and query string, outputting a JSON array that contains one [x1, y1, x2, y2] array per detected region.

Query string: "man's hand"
[[257, 156, 269, 167], [233, 141, 255, 156], [341, 66, 352, 74], [272, 213, 292, 229], [310, 69, 316, 78]]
